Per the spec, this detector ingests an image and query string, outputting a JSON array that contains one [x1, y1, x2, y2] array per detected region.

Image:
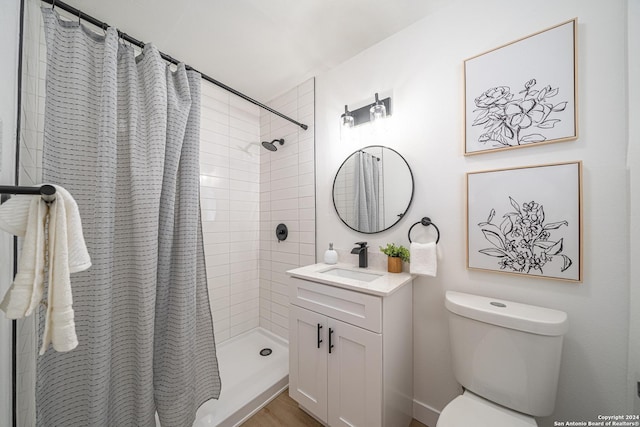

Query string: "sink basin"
[[321, 267, 383, 282]]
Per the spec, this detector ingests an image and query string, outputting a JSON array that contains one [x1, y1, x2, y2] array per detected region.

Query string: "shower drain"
[[259, 348, 273, 356]]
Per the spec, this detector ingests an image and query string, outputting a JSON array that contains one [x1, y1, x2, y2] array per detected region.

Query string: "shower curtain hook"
[[51, 0, 56, 10], [78, 11, 82, 25]]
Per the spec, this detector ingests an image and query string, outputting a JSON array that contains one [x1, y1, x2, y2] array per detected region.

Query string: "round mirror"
[[332, 145, 414, 233]]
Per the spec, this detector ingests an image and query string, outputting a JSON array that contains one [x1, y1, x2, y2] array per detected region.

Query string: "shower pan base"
[[192, 327, 289, 427]]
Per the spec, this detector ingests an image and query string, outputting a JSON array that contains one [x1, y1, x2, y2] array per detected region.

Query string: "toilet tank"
[[445, 291, 568, 417]]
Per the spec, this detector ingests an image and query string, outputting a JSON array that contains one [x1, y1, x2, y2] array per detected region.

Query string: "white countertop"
[[286, 263, 414, 297]]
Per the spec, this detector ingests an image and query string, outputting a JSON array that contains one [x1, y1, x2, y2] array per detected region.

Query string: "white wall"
[[316, 1, 631, 426], [0, 1, 20, 426]]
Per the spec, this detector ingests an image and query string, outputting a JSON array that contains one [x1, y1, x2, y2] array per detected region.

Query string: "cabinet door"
[[327, 318, 383, 427], [289, 305, 328, 422]]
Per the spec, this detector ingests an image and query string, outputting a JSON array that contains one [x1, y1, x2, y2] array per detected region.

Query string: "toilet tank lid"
[[445, 291, 568, 336]]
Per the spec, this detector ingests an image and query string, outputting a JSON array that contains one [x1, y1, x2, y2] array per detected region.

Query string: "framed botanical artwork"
[[466, 161, 582, 282], [464, 19, 578, 155]]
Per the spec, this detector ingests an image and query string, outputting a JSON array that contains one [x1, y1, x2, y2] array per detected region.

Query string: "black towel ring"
[[408, 217, 440, 244]]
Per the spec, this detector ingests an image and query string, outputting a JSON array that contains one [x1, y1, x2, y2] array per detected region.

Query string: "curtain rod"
[[0, 185, 57, 203], [40, 0, 309, 131]]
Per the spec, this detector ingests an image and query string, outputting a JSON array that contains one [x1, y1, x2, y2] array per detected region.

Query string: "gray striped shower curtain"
[[36, 8, 220, 426], [354, 151, 380, 233]]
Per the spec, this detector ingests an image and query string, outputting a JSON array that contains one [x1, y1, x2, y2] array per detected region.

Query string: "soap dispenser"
[[324, 243, 338, 264]]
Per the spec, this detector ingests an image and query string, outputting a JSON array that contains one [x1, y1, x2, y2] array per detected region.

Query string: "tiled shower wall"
[[199, 83, 262, 344], [259, 79, 316, 340], [16, 0, 47, 425]]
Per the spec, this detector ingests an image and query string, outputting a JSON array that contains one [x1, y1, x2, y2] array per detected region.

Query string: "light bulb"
[[341, 105, 354, 128], [369, 93, 386, 122]]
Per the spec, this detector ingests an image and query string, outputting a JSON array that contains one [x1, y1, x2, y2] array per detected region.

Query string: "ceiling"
[[60, 0, 446, 102]]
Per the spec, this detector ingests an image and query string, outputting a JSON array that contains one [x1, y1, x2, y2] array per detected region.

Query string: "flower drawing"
[[472, 79, 567, 147], [477, 197, 572, 274]]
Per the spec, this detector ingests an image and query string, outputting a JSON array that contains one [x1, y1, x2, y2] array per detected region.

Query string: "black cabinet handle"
[[329, 328, 335, 354], [317, 323, 323, 348]]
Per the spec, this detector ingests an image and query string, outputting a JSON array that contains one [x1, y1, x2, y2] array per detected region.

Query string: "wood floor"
[[241, 390, 429, 427]]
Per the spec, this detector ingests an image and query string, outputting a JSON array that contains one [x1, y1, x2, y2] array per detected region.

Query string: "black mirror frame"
[[331, 145, 415, 234]]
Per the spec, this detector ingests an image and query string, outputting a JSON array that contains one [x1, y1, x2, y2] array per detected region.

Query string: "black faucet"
[[351, 242, 368, 268]]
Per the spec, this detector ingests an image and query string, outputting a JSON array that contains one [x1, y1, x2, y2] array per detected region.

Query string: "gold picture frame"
[[464, 19, 578, 155], [466, 161, 582, 282]]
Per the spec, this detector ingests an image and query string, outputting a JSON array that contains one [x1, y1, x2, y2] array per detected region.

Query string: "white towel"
[[410, 242, 437, 277], [0, 195, 33, 235], [0, 196, 47, 318], [0, 185, 91, 354]]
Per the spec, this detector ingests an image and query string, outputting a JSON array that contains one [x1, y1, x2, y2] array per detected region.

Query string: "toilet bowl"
[[437, 291, 568, 427], [437, 390, 537, 427]]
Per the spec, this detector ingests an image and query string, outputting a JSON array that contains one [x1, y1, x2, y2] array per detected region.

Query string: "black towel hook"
[[408, 217, 440, 244]]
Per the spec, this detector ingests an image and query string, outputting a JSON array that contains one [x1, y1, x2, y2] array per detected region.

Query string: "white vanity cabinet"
[[287, 264, 413, 427]]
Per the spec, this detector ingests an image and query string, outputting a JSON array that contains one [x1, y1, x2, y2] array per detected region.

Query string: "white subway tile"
[[230, 94, 260, 115], [298, 78, 314, 96], [270, 281, 288, 297], [215, 329, 230, 344], [271, 312, 289, 329], [230, 116, 260, 136], [270, 323, 288, 341], [270, 187, 299, 201], [229, 179, 260, 193], [230, 296, 259, 314], [230, 259, 259, 274], [269, 88, 297, 110], [230, 269, 259, 284], [299, 255, 316, 266], [213, 307, 230, 322], [271, 292, 289, 308], [299, 243, 315, 256], [299, 231, 315, 244], [230, 251, 258, 264], [210, 295, 230, 312], [270, 271, 292, 287], [298, 91, 314, 110], [206, 264, 230, 278], [202, 82, 230, 103], [299, 184, 314, 198], [260, 318, 273, 332]]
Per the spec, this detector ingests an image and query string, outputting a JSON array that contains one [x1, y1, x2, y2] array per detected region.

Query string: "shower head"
[[261, 138, 284, 152]]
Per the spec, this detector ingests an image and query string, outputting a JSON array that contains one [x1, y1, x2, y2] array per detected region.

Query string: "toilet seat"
[[436, 391, 538, 427]]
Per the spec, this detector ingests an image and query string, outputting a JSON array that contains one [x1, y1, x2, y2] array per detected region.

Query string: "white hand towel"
[[410, 242, 437, 277], [0, 196, 47, 318], [39, 185, 91, 354], [53, 186, 91, 273], [0, 195, 33, 235], [0, 185, 91, 354]]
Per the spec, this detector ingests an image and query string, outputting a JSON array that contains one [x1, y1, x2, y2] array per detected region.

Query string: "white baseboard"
[[413, 398, 440, 427]]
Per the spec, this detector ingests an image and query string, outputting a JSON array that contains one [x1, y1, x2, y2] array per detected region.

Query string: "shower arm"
[[40, 0, 309, 131]]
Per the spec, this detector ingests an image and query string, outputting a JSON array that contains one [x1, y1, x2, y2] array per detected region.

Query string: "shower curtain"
[[36, 8, 220, 426], [354, 151, 380, 233]]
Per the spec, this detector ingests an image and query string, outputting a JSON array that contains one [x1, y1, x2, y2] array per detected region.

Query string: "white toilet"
[[437, 291, 568, 427]]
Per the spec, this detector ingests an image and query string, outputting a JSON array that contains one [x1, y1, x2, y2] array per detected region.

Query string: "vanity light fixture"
[[339, 92, 392, 128]]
